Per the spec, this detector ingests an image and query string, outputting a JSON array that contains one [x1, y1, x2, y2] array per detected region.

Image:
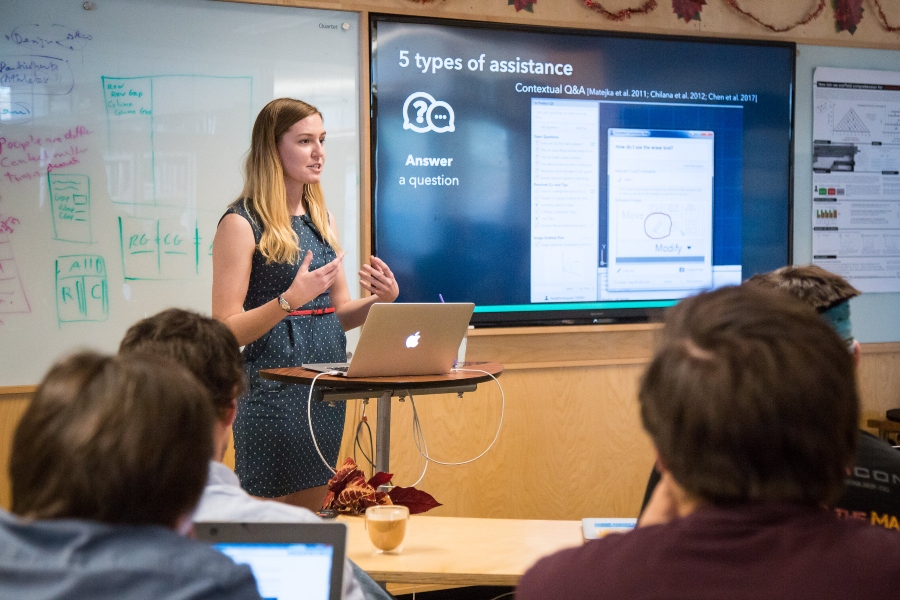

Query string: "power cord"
[[307, 372, 338, 475], [307, 368, 504, 476], [408, 367, 504, 467], [353, 401, 376, 476]]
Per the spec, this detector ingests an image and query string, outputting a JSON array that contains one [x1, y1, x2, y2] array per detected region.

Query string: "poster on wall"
[[812, 67, 900, 293]]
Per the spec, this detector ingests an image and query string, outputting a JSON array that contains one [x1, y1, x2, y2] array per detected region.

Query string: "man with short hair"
[[745, 265, 900, 528], [518, 285, 900, 600], [119, 308, 393, 600], [0, 352, 261, 599], [640, 265, 900, 529]]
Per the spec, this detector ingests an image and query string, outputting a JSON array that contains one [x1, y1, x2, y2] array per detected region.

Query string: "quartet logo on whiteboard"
[[402, 92, 455, 134]]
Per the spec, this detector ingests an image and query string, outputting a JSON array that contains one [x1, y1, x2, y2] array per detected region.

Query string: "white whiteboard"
[[0, 0, 360, 385]]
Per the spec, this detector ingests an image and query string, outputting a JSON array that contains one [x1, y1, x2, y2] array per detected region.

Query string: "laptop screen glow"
[[214, 542, 334, 600]]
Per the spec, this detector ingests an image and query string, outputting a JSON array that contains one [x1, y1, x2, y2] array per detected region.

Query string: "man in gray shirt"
[[120, 308, 394, 600], [0, 352, 261, 600]]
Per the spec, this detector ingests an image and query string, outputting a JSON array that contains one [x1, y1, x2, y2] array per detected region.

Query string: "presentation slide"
[[371, 19, 793, 315]]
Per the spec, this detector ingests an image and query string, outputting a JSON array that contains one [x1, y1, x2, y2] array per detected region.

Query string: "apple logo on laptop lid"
[[405, 332, 420, 348]]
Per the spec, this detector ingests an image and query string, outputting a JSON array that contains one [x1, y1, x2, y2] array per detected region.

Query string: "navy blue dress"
[[225, 201, 347, 497]]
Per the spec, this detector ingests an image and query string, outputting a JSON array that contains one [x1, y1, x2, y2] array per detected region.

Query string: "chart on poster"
[[812, 67, 900, 293]]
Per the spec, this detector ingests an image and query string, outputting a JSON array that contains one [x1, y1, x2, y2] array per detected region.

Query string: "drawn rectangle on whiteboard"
[[48, 173, 92, 243], [56, 255, 109, 323], [118, 216, 199, 280]]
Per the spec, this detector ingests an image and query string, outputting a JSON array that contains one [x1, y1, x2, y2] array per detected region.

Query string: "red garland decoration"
[[723, 0, 826, 32], [510, 0, 538, 11], [871, 0, 900, 32], [834, 0, 864, 34], [673, 0, 706, 23], [582, 0, 658, 21]]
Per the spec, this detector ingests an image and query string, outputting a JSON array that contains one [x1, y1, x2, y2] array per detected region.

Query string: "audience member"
[[747, 265, 900, 528], [640, 265, 900, 530], [518, 285, 900, 600], [119, 308, 393, 600], [0, 352, 261, 599]]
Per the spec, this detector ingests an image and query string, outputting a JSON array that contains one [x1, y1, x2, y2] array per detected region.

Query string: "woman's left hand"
[[359, 255, 399, 303]]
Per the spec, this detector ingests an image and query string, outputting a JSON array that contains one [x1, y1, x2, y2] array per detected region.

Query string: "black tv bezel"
[[368, 13, 795, 328]]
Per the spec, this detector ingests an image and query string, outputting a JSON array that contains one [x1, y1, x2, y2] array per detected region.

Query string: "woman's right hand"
[[281, 250, 344, 309]]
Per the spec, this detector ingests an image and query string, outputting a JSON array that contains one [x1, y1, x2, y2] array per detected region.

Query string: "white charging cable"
[[408, 367, 504, 467], [307, 367, 504, 476], [307, 372, 338, 475]]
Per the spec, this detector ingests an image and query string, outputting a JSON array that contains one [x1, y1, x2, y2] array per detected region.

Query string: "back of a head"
[[746, 264, 860, 348], [10, 352, 214, 527], [640, 285, 859, 506], [119, 308, 245, 419], [745, 265, 860, 312]]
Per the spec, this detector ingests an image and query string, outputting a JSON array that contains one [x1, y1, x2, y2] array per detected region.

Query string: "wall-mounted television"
[[370, 15, 795, 327]]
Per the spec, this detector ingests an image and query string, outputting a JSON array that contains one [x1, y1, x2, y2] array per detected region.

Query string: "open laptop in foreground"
[[195, 521, 346, 600], [304, 302, 474, 377]]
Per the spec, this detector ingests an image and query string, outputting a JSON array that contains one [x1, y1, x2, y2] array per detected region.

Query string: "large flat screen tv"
[[370, 15, 795, 327]]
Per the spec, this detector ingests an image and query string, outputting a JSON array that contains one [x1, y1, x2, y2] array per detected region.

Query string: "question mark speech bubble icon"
[[413, 100, 427, 124], [403, 92, 437, 133]]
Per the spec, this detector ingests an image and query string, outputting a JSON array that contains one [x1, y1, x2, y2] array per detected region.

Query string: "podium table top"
[[259, 361, 503, 391]]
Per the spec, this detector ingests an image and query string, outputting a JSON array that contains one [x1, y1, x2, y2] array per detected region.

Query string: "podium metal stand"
[[259, 362, 503, 473]]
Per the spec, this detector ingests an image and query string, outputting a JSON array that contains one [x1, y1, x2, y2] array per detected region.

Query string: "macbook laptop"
[[304, 302, 474, 377], [195, 522, 346, 600]]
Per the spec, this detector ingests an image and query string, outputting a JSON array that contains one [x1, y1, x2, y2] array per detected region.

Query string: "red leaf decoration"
[[672, 0, 705, 22], [509, 0, 536, 11], [322, 458, 439, 515], [368, 471, 394, 490], [834, 0, 864, 34], [388, 485, 443, 515], [328, 458, 363, 492]]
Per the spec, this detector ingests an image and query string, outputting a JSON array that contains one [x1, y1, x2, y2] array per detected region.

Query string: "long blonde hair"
[[236, 98, 341, 264]]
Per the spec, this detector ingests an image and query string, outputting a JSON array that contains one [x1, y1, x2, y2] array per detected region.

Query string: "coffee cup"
[[365, 504, 409, 553]]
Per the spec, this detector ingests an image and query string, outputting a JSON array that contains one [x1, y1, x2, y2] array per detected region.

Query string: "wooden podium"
[[259, 362, 503, 473]]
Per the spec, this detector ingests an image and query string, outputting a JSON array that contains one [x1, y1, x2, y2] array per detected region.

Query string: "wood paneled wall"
[[3, 338, 899, 516]]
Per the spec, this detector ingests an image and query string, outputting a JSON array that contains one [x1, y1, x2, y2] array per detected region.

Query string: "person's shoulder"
[[196, 479, 321, 524], [856, 430, 900, 465], [828, 519, 900, 588], [220, 200, 261, 231], [120, 526, 261, 596], [518, 531, 642, 600], [1, 520, 260, 599], [839, 516, 900, 547]]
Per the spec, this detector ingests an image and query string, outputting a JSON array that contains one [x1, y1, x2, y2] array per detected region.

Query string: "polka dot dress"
[[226, 201, 347, 497]]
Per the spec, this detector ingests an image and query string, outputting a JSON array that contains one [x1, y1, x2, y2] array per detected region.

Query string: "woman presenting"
[[212, 98, 399, 509]]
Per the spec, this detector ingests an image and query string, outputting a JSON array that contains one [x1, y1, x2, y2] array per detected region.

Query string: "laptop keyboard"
[[328, 365, 349, 373]]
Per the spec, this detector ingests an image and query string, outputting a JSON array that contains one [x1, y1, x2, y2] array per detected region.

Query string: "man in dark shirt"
[[641, 265, 900, 531], [518, 285, 900, 600]]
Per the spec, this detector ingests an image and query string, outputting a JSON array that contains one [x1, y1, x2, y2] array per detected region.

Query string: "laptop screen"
[[213, 542, 335, 600]]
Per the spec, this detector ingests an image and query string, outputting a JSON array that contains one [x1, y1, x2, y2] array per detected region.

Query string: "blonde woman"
[[212, 98, 399, 510]]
